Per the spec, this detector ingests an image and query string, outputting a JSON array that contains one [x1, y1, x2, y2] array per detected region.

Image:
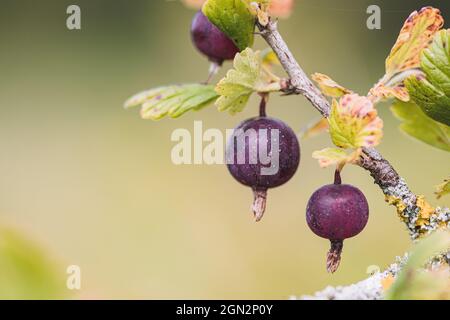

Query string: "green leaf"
[[435, 178, 450, 199], [215, 48, 281, 114], [386, 230, 450, 300], [124, 84, 218, 120], [203, 0, 255, 51], [0, 226, 68, 299], [328, 94, 383, 149], [391, 100, 450, 152], [405, 29, 450, 126]]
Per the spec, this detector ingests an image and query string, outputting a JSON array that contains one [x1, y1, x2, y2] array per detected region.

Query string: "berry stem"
[[259, 94, 268, 117], [327, 240, 343, 273], [204, 61, 221, 84], [334, 169, 342, 185], [252, 189, 267, 222]]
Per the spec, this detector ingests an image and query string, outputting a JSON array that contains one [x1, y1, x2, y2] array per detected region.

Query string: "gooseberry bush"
[[125, 0, 450, 298]]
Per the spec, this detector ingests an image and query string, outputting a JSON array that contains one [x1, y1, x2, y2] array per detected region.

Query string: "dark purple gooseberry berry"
[[306, 171, 369, 273], [226, 116, 301, 222], [191, 11, 240, 65]]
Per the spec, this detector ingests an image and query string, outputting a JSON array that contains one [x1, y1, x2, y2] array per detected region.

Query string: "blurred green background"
[[0, 0, 449, 299]]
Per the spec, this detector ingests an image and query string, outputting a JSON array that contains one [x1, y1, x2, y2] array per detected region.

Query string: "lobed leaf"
[[369, 82, 410, 103], [391, 100, 450, 152], [328, 94, 383, 149], [202, 0, 255, 51], [369, 7, 443, 104], [312, 148, 360, 169], [312, 73, 353, 98], [405, 29, 450, 126], [124, 84, 218, 120], [385, 7, 443, 77], [215, 48, 281, 114]]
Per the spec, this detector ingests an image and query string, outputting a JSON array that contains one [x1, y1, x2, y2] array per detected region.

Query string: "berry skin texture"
[[191, 11, 240, 64], [226, 116, 301, 222], [306, 173, 369, 273], [306, 184, 369, 240]]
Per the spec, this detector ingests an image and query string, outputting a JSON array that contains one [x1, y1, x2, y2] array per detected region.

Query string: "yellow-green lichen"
[[416, 196, 436, 228], [385, 195, 407, 220]]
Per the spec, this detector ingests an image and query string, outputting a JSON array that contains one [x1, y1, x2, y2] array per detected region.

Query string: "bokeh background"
[[0, 0, 449, 299]]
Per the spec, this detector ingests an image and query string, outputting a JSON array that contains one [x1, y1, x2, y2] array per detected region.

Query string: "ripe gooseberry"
[[191, 11, 240, 65], [306, 171, 369, 273], [226, 115, 300, 222]]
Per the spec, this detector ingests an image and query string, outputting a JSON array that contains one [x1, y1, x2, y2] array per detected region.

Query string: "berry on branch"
[[226, 115, 300, 222], [191, 11, 240, 65], [306, 171, 369, 273]]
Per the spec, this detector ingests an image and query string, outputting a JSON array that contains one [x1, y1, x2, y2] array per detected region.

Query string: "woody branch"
[[258, 19, 448, 240]]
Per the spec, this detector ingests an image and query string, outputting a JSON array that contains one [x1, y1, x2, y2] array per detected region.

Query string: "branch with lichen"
[[257, 19, 449, 240], [297, 255, 408, 300], [296, 230, 450, 300]]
